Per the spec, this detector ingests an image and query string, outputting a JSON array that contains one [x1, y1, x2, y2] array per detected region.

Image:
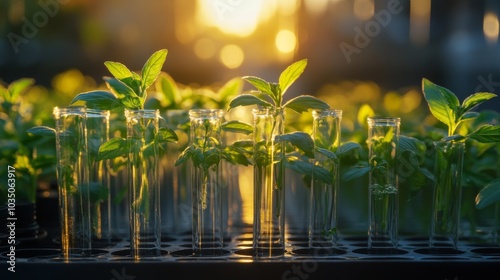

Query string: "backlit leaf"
[[69, 90, 122, 110], [141, 49, 168, 91], [283, 95, 330, 113], [279, 59, 307, 95]]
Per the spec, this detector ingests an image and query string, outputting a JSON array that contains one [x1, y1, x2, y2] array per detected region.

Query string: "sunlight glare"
[[484, 12, 499, 43], [197, 0, 265, 37], [220, 44, 244, 69], [275, 30, 297, 54]]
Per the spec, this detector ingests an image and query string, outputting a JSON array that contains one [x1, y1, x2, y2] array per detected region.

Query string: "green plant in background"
[[1, 78, 55, 205], [421, 78, 500, 142], [422, 78, 500, 241]]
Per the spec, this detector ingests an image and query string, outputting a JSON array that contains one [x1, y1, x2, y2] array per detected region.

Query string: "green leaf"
[[276, 131, 314, 158], [69, 90, 122, 110], [141, 49, 168, 91], [104, 61, 133, 80], [222, 120, 253, 135], [315, 147, 338, 161], [96, 137, 129, 161], [475, 178, 500, 209], [222, 146, 251, 166], [7, 78, 34, 102], [227, 94, 273, 111], [283, 95, 330, 113], [278, 59, 307, 95], [156, 73, 180, 106], [357, 104, 375, 126], [156, 127, 178, 143], [342, 166, 370, 182], [442, 134, 466, 142], [336, 142, 361, 157], [202, 148, 221, 169], [467, 125, 500, 143], [175, 145, 195, 167], [217, 77, 243, 102], [26, 126, 56, 137], [242, 76, 273, 96], [104, 77, 139, 100], [458, 111, 479, 122], [398, 135, 425, 155], [461, 92, 497, 113], [421, 78, 456, 134]]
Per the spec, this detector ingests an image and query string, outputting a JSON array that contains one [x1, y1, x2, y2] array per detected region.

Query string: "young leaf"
[[141, 49, 168, 91], [218, 77, 243, 102], [421, 78, 456, 134], [461, 92, 497, 113], [222, 146, 251, 166], [175, 145, 195, 167], [27, 126, 56, 137], [104, 77, 139, 100], [342, 166, 370, 182], [227, 94, 273, 111], [475, 178, 500, 210], [104, 61, 133, 80], [276, 131, 315, 158], [315, 147, 338, 161], [336, 142, 361, 157], [242, 76, 273, 96], [357, 104, 375, 127], [97, 137, 130, 161], [283, 95, 330, 113], [70, 90, 122, 110], [222, 120, 253, 135], [156, 73, 180, 106], [278, 59, 307, 95], [7, 78, 34, 102], [467, 125, 500, 143], [156, 127, 179, 143], [458, 111, 479, 122]]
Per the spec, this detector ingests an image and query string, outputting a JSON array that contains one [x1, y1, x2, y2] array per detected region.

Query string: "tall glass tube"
[[429, 140, 465, 250], [189, 109, 225, 256], [367, 117, 400, 251], [86, 109, 112, 245], [309, 109, 342, 249], [53, 106, 91, 259], [252, 108, 285, 258], [164, 110, 191, 235], [125, 109, 161, 259]]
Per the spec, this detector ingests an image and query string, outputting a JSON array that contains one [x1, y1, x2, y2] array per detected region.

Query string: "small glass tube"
[[367, 117, 400, 251], [125, 109, 161, 259], [252, 108, 286, 258], [53, 106, 91, 259], [189, 109, 225, 256], [309, 109, 342, 250]]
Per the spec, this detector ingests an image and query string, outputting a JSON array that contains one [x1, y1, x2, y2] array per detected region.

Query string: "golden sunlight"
[[219, 44, 244, 68], [275, 29, 297, 54], [484, 11, 499, 43], [194, 38, 216, 59], [354, 0, 374, 21], [197, 0, 265, 37]]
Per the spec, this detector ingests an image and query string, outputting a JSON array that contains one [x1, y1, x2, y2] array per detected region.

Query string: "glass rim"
[[367, 116, 401, 125], [124, 108, 160, 118], [53, 106, 86, 117], [252, 107, 284, 115], [312, 108, 342, 117], [188, 108, 224, 118]]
